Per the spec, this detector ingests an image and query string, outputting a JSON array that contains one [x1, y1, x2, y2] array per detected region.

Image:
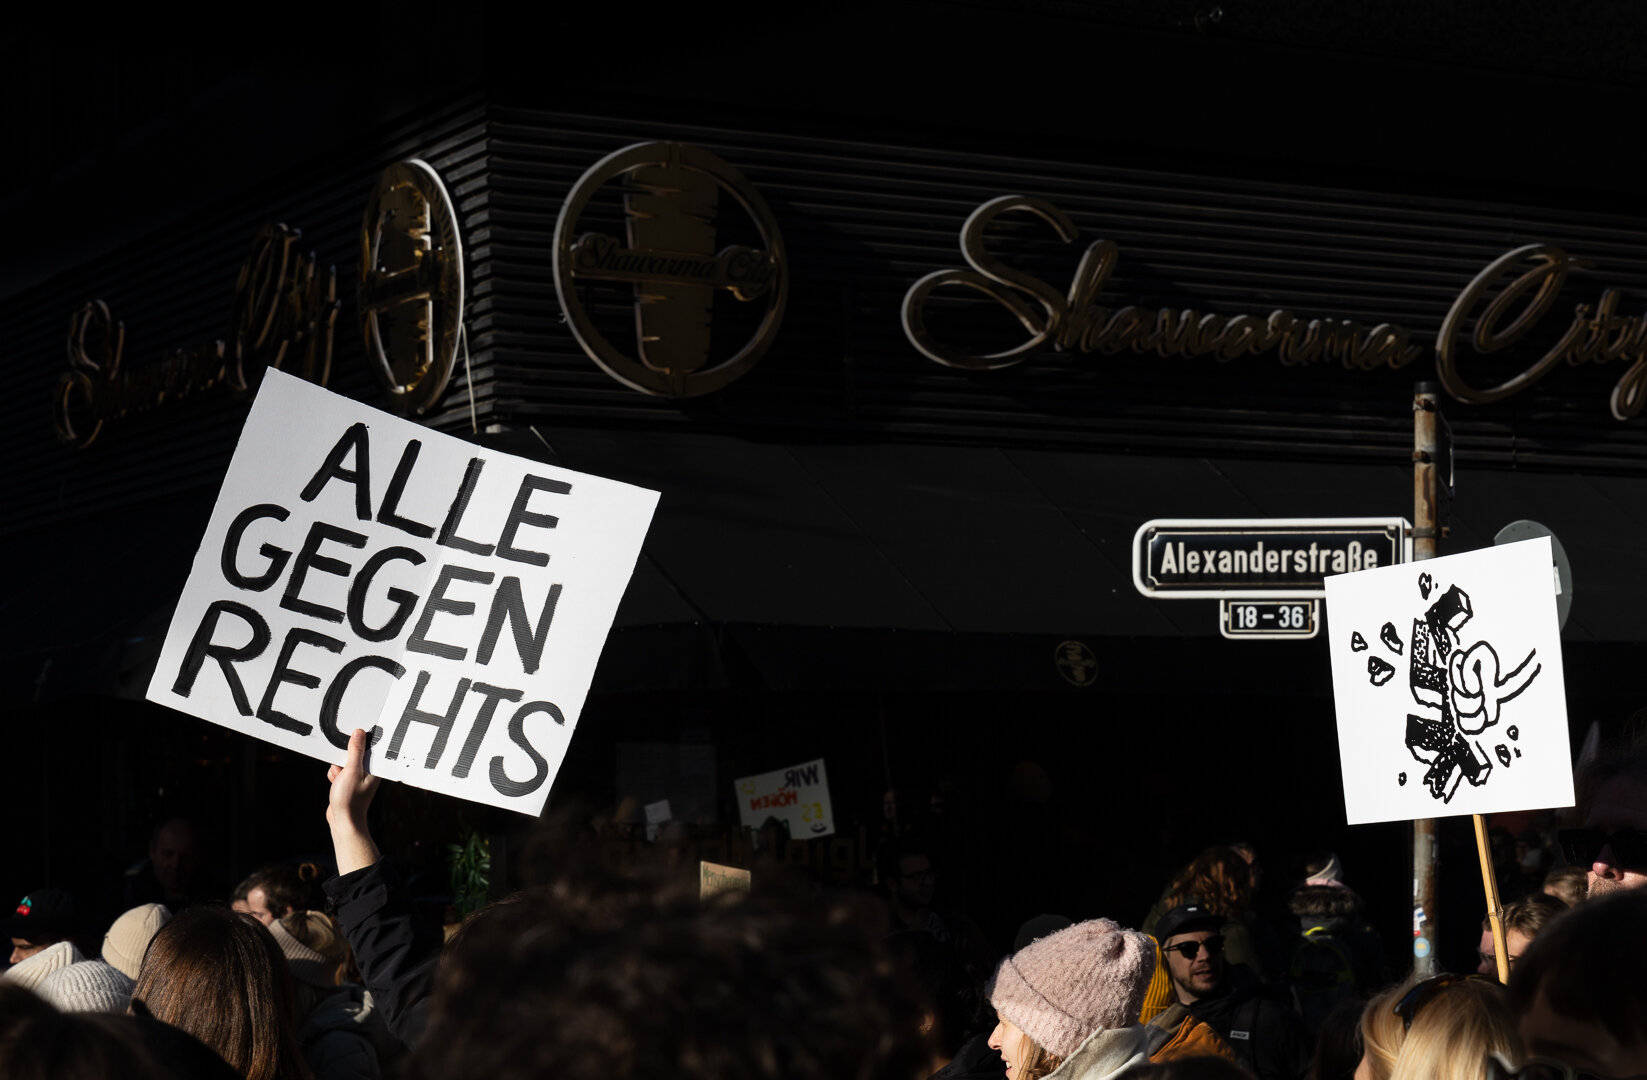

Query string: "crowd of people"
[[2, 728, 1644, 1080]]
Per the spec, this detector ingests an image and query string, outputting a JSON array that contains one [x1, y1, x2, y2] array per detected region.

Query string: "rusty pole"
[[1412, 382, 1441, 976]]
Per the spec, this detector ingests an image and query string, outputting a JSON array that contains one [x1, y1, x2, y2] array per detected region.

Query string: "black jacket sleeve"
[[324, 861, 440, 1048]]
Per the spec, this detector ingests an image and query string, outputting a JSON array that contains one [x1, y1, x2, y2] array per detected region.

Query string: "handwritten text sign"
[[147, 370, 658, 815], [734, 758, 834, 839], [1325, 539, 1573, 825], [699, 861, 752, 899]]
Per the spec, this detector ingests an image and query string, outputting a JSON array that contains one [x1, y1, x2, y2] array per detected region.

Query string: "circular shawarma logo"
[[553, 141, 787, 397], [1054, 640, 1098, 687], [358, 159, 465, 416]]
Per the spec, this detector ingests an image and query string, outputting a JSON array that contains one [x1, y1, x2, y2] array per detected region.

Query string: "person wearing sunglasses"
[[1505, 888, 1647, 1080], [1148, 905, 1310, 1080], [1565, 739, 1647, 898]]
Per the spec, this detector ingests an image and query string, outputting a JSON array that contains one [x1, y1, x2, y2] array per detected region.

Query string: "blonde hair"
[[1388, 979, 1520, 1080], [277, 910, 352, 986], [1358, 983, 1408, 1080], [1018, 1039, 1063, 1080]]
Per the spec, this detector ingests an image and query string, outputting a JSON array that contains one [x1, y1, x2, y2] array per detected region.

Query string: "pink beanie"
[[986, 917, 1154, 1059]]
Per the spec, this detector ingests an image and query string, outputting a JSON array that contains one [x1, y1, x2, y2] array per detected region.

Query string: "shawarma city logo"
[[553, 142, 787, 397]]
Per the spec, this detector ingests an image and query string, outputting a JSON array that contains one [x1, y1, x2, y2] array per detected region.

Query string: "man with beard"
[[1150, 905, 1309, 1080], [1564, 739, 1647, 897]]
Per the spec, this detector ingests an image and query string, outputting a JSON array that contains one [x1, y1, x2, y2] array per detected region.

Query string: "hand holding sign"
[[148, 370, 658, 815], [327, 728, 382, 875]]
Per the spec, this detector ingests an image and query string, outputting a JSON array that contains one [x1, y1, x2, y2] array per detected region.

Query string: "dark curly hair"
[[408, 860, 929, 1080]]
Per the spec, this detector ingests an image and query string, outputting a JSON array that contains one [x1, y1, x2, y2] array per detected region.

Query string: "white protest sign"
[[147, 369, 659, 815], [734, 758, 834, 838], [1325, 538, 1573, 826]]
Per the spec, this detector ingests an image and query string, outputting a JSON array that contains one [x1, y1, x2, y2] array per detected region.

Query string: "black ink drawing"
[[1356, 575, 1542, 804]]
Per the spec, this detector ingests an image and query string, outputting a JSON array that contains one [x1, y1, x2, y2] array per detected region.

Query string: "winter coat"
[[1041, 1024, 1157, 1080]]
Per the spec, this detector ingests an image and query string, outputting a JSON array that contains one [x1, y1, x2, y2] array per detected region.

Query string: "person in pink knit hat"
[[986, 917, 1162, 1080]]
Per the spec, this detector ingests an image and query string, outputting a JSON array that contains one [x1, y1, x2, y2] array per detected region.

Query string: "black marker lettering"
[[319, 655, 401, 750], [347, 546, 427, 642], [171, 600, 271, 716], [300, 422, 373, 520], [256, 627, 344, 735], [281, 522, 368, 624], [376, 439, 435, 539], [496, 476, 570, 566], [406, 564, 494, 661], [451, 682, 524, 779], [437, 457, 494, 556], [221, 503, 292, 591], [385, 670, 471, 769], [477, 580, 562, 675], [489, 700, 561, 798]]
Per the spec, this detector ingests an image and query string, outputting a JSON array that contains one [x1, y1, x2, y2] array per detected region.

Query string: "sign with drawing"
[[734, 758, 835, 838], [1325, 539, 1573, 825], [147, 369, 659, 816]]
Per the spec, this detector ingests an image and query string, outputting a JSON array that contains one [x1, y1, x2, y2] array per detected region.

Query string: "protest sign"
[[734, 758, 834, 838], [147, 369, 659, 815], [1325, 538, 1572, 826], [699, 861, 751, 899]]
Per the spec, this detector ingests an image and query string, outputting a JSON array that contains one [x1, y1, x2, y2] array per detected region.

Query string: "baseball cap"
[[0, 887, 79, 943], [1154, 902, 1225, 943]]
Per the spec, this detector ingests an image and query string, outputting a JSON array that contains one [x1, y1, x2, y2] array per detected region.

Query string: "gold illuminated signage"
[[903, 196, 1422, 374], [358, 159, 465, 416], [904, 195, 1647, 422], [1437, 243, 1647, 421], [55, 225, 337, 449], [553, 141, 786, 397]]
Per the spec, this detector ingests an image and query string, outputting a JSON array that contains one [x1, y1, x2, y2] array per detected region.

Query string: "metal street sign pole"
[[1412, 381, 1441, 976]]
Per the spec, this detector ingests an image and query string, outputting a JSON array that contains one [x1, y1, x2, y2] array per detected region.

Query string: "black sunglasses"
[[1161, 935, 1225, 961], [1487, 1052, 1626, 1080], [1393, 973, 1495, 1031], [1558, 827, 1647, 869]]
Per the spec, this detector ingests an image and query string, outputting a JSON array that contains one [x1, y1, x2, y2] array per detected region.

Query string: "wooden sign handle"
[[1472, 813, 1510, 984]]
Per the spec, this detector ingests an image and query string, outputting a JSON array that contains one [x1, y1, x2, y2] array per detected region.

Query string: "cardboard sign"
[[147, 370, 659, 815], [699, 861, 751, 899], [734, 758, 834, 838], [1325, 539, 1573, 825]]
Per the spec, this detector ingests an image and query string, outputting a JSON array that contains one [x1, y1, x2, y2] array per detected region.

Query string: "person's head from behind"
[[1164, 847, 1253, 916], [409, 878, 928, 1080], [1564, 738, 1647, 898], [131, 905, 308, 1080], [1507, 887, 1647, 1079], [1154, 905, 1227, 1005], [1385, 976, 1520, 1080], [148, 818, 200, 896], [886, 930, 980, 1066], [1476, 894, 1567, 977], [229, 866, 316, 928], [986, 917, 1154, 1080], [0, 1007, 170, 1080], [1539, 865, 1586, 908]]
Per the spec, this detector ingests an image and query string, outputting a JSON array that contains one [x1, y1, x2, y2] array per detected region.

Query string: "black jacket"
[[1187, 973, 1312, 1080], [324, 861, 440, 1048]]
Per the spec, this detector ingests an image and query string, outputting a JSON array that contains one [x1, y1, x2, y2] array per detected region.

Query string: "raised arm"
[[327, 728, 382, 875]]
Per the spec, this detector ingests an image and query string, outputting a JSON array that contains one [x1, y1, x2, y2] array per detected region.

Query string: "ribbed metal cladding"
[[7, 94, 1647, 542], [477, 104, 1647, 471]]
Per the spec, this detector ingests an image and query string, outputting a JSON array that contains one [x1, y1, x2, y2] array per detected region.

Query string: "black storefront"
[[6, 7, 1647, 972]]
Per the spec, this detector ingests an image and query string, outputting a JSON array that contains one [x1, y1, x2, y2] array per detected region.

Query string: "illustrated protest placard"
[[147, 370, 659, 816], [1325, 538, 1573, 826], [734, 758, 834, 838]]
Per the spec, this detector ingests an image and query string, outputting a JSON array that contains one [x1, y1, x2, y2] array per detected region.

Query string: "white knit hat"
[[102, 903, 171, 981], [0, 939, 83, 991], [37, 959, 135, 1013]]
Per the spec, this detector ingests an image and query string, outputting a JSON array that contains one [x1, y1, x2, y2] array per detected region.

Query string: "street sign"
[[1495, 520, 1573, 630], [1221, 598, 1319, 640], [1133, 518, 1411, 599]]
